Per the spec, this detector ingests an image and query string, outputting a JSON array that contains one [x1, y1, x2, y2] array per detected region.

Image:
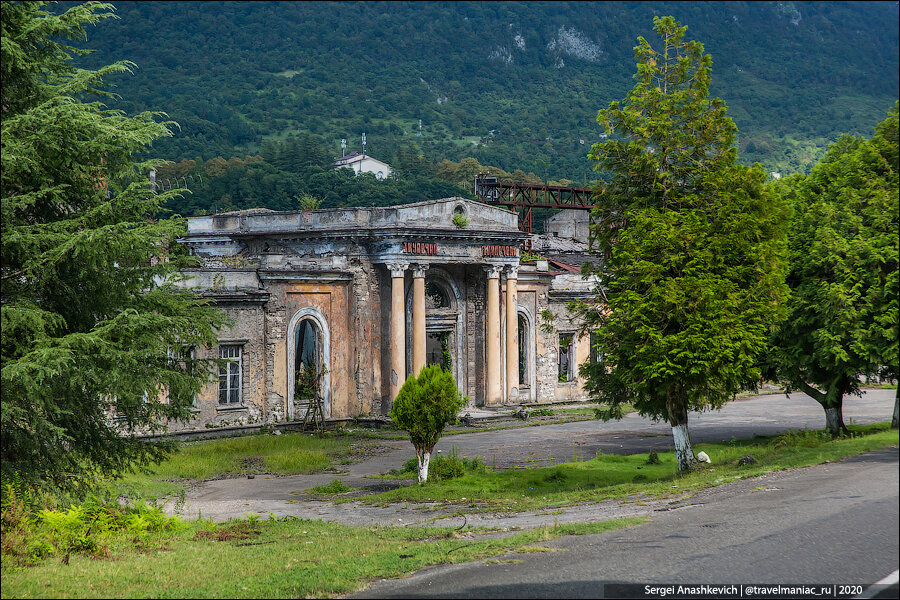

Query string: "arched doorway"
[[287, 308, 331, 419]]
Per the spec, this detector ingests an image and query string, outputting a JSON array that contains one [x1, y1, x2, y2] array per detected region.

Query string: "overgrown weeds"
[[387, 445, 488, 481], [1, 480, 181, 566]]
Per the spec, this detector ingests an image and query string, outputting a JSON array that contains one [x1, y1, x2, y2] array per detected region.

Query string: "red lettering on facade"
[[402, 242, 438, 255], [481, 245, 518, 257]]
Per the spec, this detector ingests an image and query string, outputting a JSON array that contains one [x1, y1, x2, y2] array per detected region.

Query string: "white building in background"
[[334, 152, 393, 179]]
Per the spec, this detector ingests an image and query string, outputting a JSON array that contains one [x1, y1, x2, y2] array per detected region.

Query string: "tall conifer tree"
[[579, 17, 790, 470], [1, 1, 226, 493]]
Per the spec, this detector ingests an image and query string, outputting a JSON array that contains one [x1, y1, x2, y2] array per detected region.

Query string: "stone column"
[[411, 264, 429, 376], [484, 264, 503, 405], [505, 266, 519, 402], [388, 262, 409, 401]]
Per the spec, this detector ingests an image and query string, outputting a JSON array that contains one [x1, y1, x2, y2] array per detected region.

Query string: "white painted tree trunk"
[[417, 450, 431, 484], [672, 423, 696, 472]]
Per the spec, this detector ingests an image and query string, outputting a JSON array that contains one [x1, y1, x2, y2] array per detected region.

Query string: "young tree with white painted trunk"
[[390, 365, 463, 483], [578, 17, 790, 471]]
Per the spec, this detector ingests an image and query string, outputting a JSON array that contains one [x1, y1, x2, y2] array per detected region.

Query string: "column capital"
[[412, 263, 430, 279], [504, 265, 519, 279], [483, 263, 503, 280], [386, 262, 409, 278]]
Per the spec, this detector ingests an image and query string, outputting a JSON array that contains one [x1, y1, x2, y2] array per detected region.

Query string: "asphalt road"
[[352, 447, 900, 599]]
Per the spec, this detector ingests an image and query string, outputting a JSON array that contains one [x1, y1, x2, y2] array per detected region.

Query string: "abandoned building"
[[173, 197, 598, 431]]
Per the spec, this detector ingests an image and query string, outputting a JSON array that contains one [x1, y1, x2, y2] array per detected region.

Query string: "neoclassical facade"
[[173, 198, 595, 430]]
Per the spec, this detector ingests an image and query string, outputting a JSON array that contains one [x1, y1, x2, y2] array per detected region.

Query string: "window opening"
[[518, 314, 528, 385], [589, 331, 604, 365], [295, 319, 323, 400], [425, 280, 451, 309], [426, 331, 452, 371], [219, 345, 242, 404], [558, 334, 574, 383]]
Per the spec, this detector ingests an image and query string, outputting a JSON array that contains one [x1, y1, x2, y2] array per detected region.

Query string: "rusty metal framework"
[[474, 175, 598, 233]]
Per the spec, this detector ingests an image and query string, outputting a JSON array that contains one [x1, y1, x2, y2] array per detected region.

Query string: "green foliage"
[[363, 424, 897, 510], [578, 17, 790, 470], [65, 3, 898, 183], [764, 104, 899, 434], [2, 509, 642, 598], [539, 309, 556, 334], [306, 479, 352, 495], [295, 192, 323, 211], [529, 408, 555, 417], [394, 448, 486, 481], [451, 211, 469, 229], [1, 484, 181, 566], [0, 1, 228, 494], [390, 365, 464, 482]]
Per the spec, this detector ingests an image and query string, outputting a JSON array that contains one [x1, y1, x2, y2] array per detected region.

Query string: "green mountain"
[[69, 1, 898, 210]]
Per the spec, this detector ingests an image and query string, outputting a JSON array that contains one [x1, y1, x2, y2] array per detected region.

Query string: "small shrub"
[[645, 451, 661, 465], [431, 456, 465, 481], [452, 212, 468, 229], [390, 365, 464, 483]]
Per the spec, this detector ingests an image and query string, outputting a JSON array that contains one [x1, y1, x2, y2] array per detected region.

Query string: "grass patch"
[[1, 512, 644, 598], [354, 423, 898, 511], [306, 479, 353, 495], [144, 433, 351, 479], [99, 432, 355, 503]]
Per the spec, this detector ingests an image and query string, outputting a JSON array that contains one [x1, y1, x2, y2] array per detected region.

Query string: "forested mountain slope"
[[68, 1, 898, 211]]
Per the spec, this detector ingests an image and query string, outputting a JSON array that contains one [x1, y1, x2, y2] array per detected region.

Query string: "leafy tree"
[[1, 1, 226, 494], [389, 365, 464, 483], [764, 105, 899, 434], [578, 17, 789, 470]]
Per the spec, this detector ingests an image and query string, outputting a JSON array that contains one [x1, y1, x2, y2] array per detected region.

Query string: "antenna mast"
[[361, 132, 366, 156]]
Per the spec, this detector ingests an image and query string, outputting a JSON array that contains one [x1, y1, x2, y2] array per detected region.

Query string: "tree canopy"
[[764, 104, 899, 434], [579, 17, 790, 470], [64, 2, 899, 179], [1, 1, 226, 494]]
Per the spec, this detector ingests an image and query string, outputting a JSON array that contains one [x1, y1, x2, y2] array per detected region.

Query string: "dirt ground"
[[164, 388, 896, 530]]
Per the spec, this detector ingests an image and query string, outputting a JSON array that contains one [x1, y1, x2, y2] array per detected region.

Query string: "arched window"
[[425, 280, 451, 309], [287, 308, 331, 419], [295, 319, 322, 400]]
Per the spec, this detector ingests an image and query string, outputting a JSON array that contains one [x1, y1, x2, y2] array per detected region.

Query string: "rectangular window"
[[558, 334, 574, 383], [219, 345, 242, 404]]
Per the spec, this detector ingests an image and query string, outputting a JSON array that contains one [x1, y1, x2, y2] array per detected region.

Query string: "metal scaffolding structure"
[[474, 175, 598, 233]]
